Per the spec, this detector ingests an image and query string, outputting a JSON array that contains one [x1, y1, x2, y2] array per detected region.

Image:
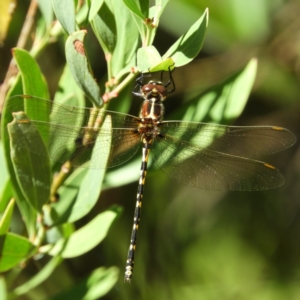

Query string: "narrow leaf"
[[91, 2, 117, 54], [1, 80, 37, 238], [109, 0, 140, 75], [137, 46, 162, 72], [50, 267, 119, 300], [168, 59, 258, 125], [149, 58, 175, 72], [0, 199, 15, 235], [0, 276, 7, 300], [37, 0, 54, 28], [88, 0, 104, 21], [0, 180, 13, 213], [221, 58, 257, 120], [49, 66, 85, 164], [12, 48, 49, 100], [52, 0, 76, 34], [65, 30, 103, 106], [7, 112, 51, 212], [103, 158, 140, 189], [151, 0, 169, 21], [163, 8, 208, 67], [12, 255, 63, 297], [0, 141, 9, 197], [0, 233, 35, 272], [48, 207, 121, 258], [12, 49, 51, 145], [46, 109, 112, 225], [123, 0, 146, 19], [53, 65, 85, 106]]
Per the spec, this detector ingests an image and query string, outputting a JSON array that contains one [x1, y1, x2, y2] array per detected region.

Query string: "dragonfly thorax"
[[139, 80, 167, 121], [139, 98, 165, 121]]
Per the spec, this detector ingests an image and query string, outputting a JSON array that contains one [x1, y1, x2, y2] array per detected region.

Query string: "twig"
[[0, 0, 39, 113]]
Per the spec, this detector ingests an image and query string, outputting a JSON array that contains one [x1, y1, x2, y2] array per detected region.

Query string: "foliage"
[[0, 0, 297, 300]]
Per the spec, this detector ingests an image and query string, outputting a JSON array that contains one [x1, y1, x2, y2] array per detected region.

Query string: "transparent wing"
[[49, 124, 141, 169], [159, 121, 296, 158], [7, 96, 142, 169], [152, 135, 285, 191], [6, 95, 140, 128]]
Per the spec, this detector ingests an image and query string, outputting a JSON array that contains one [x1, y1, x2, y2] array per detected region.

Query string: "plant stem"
[[0, 0, 39, 112], [50, 161, 72, 200], [102, 69, 138, 103]]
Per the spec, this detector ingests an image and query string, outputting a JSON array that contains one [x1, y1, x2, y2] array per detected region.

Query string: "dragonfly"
[[6, 69, 296, 283]]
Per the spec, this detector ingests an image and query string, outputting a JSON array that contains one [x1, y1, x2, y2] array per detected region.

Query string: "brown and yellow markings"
[[264, 163, 276, 170], [272, 126, 284, 131], [16, 119, 30, 124]]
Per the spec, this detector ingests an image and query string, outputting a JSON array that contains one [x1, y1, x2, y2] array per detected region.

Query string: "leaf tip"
[[204, 8, 209, 25]]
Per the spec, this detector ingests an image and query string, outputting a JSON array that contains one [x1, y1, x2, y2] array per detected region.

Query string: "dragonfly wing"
[[10, 118, 141, 170], [7, 96, 142, 169], [152, 135, 285, 191], [62, 112, 141, 169], [159, 121, 296, 158]]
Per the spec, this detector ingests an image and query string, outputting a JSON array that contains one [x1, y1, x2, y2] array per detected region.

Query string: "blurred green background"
[[1, 0, 300, 299]]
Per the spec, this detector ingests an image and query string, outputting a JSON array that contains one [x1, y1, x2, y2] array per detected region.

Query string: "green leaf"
[[52, 0, 76, 34], [74, 1, 91, 27], [0, 141, 9, 196], [219, 58, 257, 120], [0, 80, 37, 238], [0, 199, 15, 235], [54, 65, 85, 106], [205, 58, 257, 123], [169, 58, 257, 124], [45, 169, 88, 226], [137, 46, 162, 72], [106, 83, 133, 114], [123, 0, 146, 20], [11, 255, 63, 297], [0, 199, 15, 277], [149, 58, 175, 72], [48, 207, 121, 257], [7, 112, 51, 212], [12, 48, 49, 100], [37, 0, 54, 28], [151, 0, 169, 21], [88, 0, 104, 21], [49, 66, 85, 164], [0, 179, 13, 213], [5, 95, 51, 163], [46, 106, 112, 224], [91, 2, 117, 55], [51, 69, 85, 116], [103, 157, 140, 189], [137, 46, 175, 72], [0, 276, 7, 300], [12, 49, 51, 145], [163, 8, 208, 67], [0, 233, 35, 272], [147, 3, 166, 45], [66, 164, 107, 223], [50, 267, 119, 300], [109, 0, 140, 75], [65, 30, 103, 106], [49, 166, 107, 224]]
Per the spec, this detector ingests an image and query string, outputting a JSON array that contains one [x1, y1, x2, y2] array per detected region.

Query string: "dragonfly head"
[[141, 81, 168, 102]]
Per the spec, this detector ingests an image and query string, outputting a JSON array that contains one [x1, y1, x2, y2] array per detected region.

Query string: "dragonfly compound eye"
[[142, 83, 168, 99]]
